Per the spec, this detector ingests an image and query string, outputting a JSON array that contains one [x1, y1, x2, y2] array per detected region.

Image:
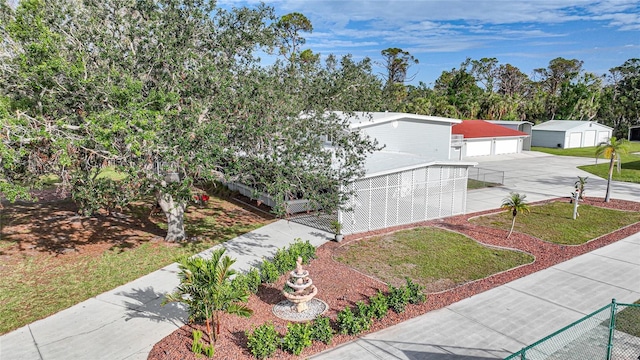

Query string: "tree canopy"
[[0, 0, 380, 240], [1, 0, 639, 241]]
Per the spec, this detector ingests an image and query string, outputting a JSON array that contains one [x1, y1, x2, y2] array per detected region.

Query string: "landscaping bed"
[[149, 197, 640, 360]]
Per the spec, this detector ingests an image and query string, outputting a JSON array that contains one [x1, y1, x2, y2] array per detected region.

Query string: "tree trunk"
[[157, 191, 187, 241], [507, 215, 516, 238], [605, 156, 614, 202]]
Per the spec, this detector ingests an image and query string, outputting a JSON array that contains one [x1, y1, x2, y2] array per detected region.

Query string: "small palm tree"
[[595, 136, 630, 202], [164, 248, 253, 348], [501, 192, 530, 238]]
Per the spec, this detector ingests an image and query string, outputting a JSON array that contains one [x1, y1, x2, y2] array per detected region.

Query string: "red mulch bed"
[[148, 197, 640, 359]]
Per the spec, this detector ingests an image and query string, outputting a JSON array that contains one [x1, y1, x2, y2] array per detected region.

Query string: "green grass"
[[468, 178, 502, 190], [615, 299, 640, 337], [335, 227, 533, 288], [0, 196, 268, 335], [532, 143, 640, 184], [470, 202, 640, 245]]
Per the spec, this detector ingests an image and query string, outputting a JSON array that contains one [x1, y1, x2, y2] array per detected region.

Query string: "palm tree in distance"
[[501, 192, 530, 239], [595, 136, 630, 202]]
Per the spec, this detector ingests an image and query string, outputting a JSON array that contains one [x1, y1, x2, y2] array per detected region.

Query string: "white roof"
[[532, 120, 613, 131], [362, 151, 475, 177], [486, 120, 533, 125], [330, 111, 462, 129]]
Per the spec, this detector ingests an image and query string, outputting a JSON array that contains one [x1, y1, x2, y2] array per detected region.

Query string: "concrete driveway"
[[466, 151, 635, 213]]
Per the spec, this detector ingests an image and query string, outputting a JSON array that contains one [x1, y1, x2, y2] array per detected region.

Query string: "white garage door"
[[584, 130, 596, 147], [568, 132, 582, 148], [494, 139, 519, 154], [598, 131, 610, 144], [465, 140, 492, 157]]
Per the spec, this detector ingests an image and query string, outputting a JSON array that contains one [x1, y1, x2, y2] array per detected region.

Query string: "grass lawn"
[[0, 195, 271, 335], [532, 143, 640, 184], [616, 299, 640, 337], [335, 227, 533, 291], [467, 178, 502, 190], [470, 202, 640, 245]]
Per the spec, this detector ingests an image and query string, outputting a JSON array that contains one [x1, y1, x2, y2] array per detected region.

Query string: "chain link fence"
[[468, 167, 504, 189], [505, 299, 640, 359]]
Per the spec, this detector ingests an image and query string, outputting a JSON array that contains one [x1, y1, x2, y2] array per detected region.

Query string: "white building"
[[532, 120, 612, 149]]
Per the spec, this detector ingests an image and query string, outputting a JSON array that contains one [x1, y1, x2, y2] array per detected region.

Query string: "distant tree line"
[[380, 54, 639, 139]]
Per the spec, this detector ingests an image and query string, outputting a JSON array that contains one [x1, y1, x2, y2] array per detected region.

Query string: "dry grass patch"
[[334, 227, 533, 293]]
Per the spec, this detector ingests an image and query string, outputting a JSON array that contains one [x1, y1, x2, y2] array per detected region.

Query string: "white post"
[[573, 189, 580, 220]]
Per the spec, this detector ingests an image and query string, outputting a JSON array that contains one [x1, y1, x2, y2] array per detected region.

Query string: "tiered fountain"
[[272, 257, 328, 321], [282, 257, 318, 312]]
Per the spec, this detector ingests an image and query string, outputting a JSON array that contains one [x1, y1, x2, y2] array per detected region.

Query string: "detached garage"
[[486, 120, 533, 150], [532, 120, 612, 149], [452, 120, 529, 158]]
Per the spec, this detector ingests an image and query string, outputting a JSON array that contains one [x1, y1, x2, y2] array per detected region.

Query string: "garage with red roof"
[[451, 120, 529, 158]]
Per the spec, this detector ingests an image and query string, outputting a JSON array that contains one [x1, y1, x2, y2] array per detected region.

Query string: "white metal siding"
[[584, 130, 596, 147], [361, 120, 452, 161], [465, 140, 492, 156], [340, 165, 469, 235], [494, 139, 519, 154], [568, 132, 582, 148]]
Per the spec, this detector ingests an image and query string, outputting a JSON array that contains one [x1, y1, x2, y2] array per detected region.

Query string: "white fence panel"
[[341, 164, 469, 235]]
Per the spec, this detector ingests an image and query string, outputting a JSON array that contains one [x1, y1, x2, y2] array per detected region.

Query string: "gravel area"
[[148, 197, 640, 360]]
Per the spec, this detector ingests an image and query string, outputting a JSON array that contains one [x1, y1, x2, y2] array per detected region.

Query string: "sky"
[[219, 0, 640, 86]]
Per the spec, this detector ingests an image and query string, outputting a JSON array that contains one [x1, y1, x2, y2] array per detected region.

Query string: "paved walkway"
[[1, 151, 639, 359]]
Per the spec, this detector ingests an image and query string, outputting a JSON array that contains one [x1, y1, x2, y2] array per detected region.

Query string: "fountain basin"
[[286, 278, 313, 292], [282, 285, 318, 312]]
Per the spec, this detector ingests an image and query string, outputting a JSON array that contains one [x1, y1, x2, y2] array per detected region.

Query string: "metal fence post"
[[606, 298, 617, 360]]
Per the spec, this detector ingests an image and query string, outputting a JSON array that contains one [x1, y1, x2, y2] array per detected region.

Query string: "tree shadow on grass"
[[0, 199, 166, 254]]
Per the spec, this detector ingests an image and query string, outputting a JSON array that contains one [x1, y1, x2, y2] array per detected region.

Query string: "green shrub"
[[405, 278, 426, 304], [260, 259, 279, 284], [273, 248, 293, 274], [310, 316, 334, 344], [287, 238, 317, 264], [337, 306, 369, 335], [354, 300, 373, 331], [245, 268, 261, 294], [231, 268, 262, 295], [192, 329, 203, 355], [387, 284, 410, 313], [259, 240, 317, 285], [246, 322, 279, 359], [281, 322, 312, 355], [355, 300, 372, 319], [369, 291, 389, 319], [191, 329, 215, 358]]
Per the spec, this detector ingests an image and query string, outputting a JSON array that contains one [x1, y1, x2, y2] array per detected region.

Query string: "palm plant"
[[595, 136, 630, 202], [501, 192, 530, 239], [573, 176, 588, 201], [163, 248, 253, 348]]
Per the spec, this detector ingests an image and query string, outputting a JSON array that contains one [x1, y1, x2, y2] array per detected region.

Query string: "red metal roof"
[[452, 120, 528, 139]]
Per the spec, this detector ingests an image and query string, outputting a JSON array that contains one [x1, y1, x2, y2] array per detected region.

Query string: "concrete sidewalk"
[[1, 151, 639, 360], [0, 221, 333, 360]]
